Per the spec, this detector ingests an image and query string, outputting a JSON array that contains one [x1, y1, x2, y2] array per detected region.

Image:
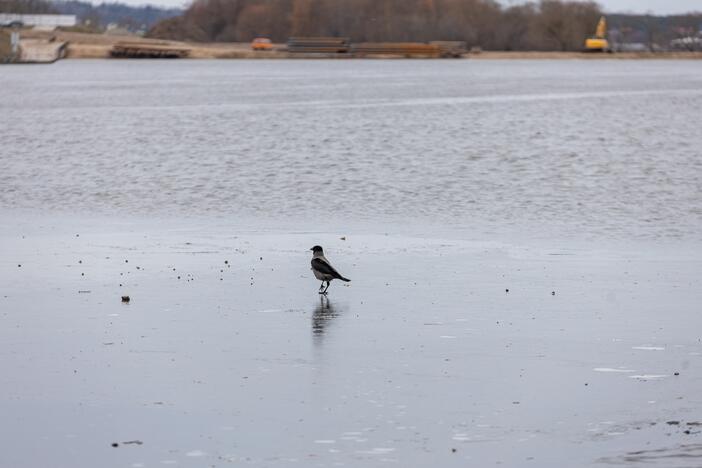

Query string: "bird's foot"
[[318, 291, 328, 295]]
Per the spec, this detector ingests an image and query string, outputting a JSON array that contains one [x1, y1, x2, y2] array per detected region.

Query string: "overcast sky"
[[503, 0, 702, 14], [114, 0, 702, 14], [587, 0, 701, 14]]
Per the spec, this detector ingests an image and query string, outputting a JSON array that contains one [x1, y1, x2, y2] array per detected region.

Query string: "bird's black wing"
[[311, 258, 343, 279]]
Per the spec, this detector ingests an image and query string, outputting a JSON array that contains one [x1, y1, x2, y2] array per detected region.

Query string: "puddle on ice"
[[185, 450, 206, 457], [632, 346, 665, 351], [452, 433, 496, 442], [599, 443, 702, 466], [629, 374, 668, 380], [357, 448, 396, 455], [594, 368, 635, 373], [314, 440, 336, 444], [340, 431, 367, 442]]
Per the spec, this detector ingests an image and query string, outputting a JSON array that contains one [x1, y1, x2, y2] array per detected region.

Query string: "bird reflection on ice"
[[312, 296, 343, 343]]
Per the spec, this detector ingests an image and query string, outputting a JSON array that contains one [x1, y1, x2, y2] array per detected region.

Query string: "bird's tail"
[[339, 276, 351, 282]]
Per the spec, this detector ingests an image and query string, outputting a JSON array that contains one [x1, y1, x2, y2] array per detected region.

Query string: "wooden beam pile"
[[286, 37, 350, 53], [111, 42, 190, 58], [429, 41, 467, 57], [351, 42, 441, 58]]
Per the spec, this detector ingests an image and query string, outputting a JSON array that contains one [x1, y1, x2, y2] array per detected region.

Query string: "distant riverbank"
[[19, 29, 702, 60]]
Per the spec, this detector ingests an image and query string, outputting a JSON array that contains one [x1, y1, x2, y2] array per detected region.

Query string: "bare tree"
[[0, 0, 56, 14], [536, 0, 600, 50]]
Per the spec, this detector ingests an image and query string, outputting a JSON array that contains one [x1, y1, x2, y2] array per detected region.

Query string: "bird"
[[310, 245, 350, 294]]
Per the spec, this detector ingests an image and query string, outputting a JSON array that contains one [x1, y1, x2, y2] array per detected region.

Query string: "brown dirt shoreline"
[[21, 29, 702, 60]]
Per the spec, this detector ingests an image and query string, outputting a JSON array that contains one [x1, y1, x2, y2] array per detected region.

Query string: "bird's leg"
[[319, 281, 325, 291], [322, 281, 330, 294]]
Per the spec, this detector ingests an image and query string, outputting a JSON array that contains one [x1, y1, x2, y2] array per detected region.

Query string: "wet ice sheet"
[[0, 217, 701, 468]]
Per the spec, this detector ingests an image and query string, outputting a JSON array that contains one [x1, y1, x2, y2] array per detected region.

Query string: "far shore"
[[20, 29, 702, 60]]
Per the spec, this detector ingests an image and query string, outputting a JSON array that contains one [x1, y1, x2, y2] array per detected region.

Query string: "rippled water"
[[1, 59, 701, 240]]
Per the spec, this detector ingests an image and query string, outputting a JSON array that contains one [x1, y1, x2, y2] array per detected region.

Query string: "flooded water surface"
[[1, 59, 701, 240], [1, 60, 701, 467]]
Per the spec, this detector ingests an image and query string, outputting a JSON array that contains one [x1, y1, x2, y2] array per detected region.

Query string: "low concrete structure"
[[19, 38, 67, 63], [2, 28, 67, 63]]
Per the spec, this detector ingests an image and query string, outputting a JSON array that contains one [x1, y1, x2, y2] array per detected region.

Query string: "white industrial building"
[[0, 14, 77, 28]]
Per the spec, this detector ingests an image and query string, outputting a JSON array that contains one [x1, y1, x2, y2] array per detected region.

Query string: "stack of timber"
[[429, 41, 467, 57], [111, 41, 190, 58], [351, 42, 441, 58], [286, 37, 350, 53]]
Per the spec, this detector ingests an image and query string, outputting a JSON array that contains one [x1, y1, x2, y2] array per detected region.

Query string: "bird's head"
[[310, 245, 324, 254]]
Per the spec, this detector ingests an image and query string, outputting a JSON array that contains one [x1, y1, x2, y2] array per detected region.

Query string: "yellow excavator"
[[584, 16, 610, 52]]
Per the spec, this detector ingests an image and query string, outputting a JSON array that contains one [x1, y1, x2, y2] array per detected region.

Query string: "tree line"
[[148, 0, 606, 51], [0, 0, 56, 14], [55, 1, 181, 31], [608, 13, 702, 48]]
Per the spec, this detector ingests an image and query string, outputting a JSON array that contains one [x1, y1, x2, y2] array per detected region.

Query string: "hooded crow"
[[310, 245, 350, 294]]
